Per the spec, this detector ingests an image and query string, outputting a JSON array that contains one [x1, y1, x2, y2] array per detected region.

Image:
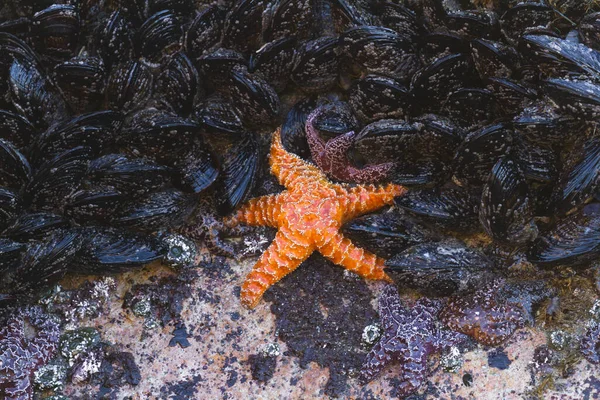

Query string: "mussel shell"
[[0, 187, 21, 231], [0, 138, 31, 188], [2, 212, 69, 241], [106, 61, 153, 112], [579, 12, 600, 51], [280, 96, 317, 159], [353, 119, 422, 163], [250, 37, 296, 92], [184, 5, 224, 59], [228, 66, 280, 126], [0, 109, 35, 148], [196, 48, 248, 87], [486, 77, 537, 115], [445, 10, 500, 39], [470, 38, 518, 79], [87, 154, 172, 194], [310, 99, 358, 139], [349, 74, 411, 123], [395, 187, 479, 230], [385, 241, 493, 297], [453, 123, 514, 185], [420, 32, 470, 66], [391, 159, 449, 187], [95, 10, 134, 67], [342, 209, 437, 259], [512, 107, 579, 146], [193, 94, 245, 137], [215, 134, 260, 215], [553, 137, 600, 215], [172, 141, 220, 194], [291, 36, 339, 93], [31, 4, 80, 59], [262, 0, 314, 42], [64, 189, 129, 224], [517, 139, 559, 183], [376, 2, 421, 40], [442, 88, 501, 128], [0, 32, 40, 69], [544, 78, 600, 119], [136, 10, 182, 62], [54, 55, 106, 114], [222, 0, 265, 53], [0, 238, 25, 275], [528, 211, 600, 268], [501, 3, 553, 45], [155, 51, 199, 116], [480, 156, 538, 244]]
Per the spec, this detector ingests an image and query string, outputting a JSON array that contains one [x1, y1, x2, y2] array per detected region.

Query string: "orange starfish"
[[225, 128, 406, 308]]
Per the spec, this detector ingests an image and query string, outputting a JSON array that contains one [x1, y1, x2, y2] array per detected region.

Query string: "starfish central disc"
[[225, 128, 406, 308]]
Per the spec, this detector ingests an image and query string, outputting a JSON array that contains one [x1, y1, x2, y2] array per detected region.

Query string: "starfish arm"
[[359, 337, 403, 383], [224, 194, 282, 228], [305, 111, 327, 158], [317, 231, 392, 281], [324, 130, 356, 165], [335, 183, 407, 222], [270, 128, 328, 189], [241, 228, 314, 308]]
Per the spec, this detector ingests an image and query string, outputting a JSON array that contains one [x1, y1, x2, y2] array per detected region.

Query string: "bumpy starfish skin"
[[305, 110, 395, 183], [225, 128, 405, 308]]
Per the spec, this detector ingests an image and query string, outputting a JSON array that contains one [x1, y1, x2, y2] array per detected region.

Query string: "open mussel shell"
[[31, 4, 80, 60], [0, 187, 21, 231], [136, 10, 182, 62], [291, 36, 339, 93], [553, 137, 600, 216], [222, 0, 265, 53], [185, 5, 224, 60], [155, 51, 199, 116], [349, 74, 411, 123], [172, 140, 220, 194], [106, 61, 153, 112], [250, 37, 296, 92], [54, 55, 106, 114], [9, 58, 68, 129], [480, 156, 538, 245], [500, 3, 553, 45], [0, 138, 31, 188], [228, 66, 280, 126], [87, 154, 172, 194], [470, 38, 518, 79], [528, 211, 600, 269], [453, 122, 514, 185], [215, 134, 260, 215], [2, 212, 69, 241], [193, 94, 246, 137], [544, 78, 600, 119], [73, 227, 167, 274], [94, 10, 135, 67], [0, 109, 35, 149], [395, 187, 479, 231], [385, 240, 493, 297], [341, 209, 437, 259], [0, 238, 25, 275]]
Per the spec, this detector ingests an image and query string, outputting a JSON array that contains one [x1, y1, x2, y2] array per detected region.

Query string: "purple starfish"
[[359, 285, 466, 396], [305, 109, 395, 183], [0, 307, 60, 400]]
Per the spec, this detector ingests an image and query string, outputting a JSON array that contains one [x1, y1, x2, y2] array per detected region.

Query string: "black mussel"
[[94, 10, 135, 67], [222, 0, 265, 53], [7, 229, 85, 295], [228, 66, 280, 126], [486, 77, 537, 115], [9, 58, 68, 129], [517, 139, 558, 183], [442, 88, 501, 128], [341, 25, 419, 81], [411, 53, 479, 111], [0, 17, 30, 39], [172, 140, 219, 194], [331, 0, 377, 29], [349, 74, 411, 123], [501, 3, 553, 45], [520, 34, 600, 77], [2, 212, 69, 241], [470, 39, 518, 79], [0, 32, 40, 69], [193, 94, 245, 137], [544, 78, 600, 119], [112, 189, 196, 231], [136, 10, 182, 62], [106, 61, 153, 112], [87, 154, 172, 194], [580, 12, 600, 51], [420, 32, 470, 66], [73, 227, 167, 274], [385, 240, 493, 297], [0, 187, 21, 231], [31, 4, 80, 60], [185, 5, 224, 60], [553, 137, 600, 215], [25, 146, 92, 210], [353, 119, 421, 163], [280, 97, 317, 158], [391, 159, 449, 187], [395, 187, 479, 231], [0, 238, 25, 275], [453, 123, 514, 185], [310, 99, 358, 139], [291, 36, 339, 93], [196, 48, 247, 87], [0, 109, 35, 148], [480, 156, 537, 245], [215, 133, 260, 215], [445, 10, 500, 39], [64, 189, 129, 224], [149, 0, 195, 18], [0, 139, 31, 188], [54, 54, 106, 114], [250, 37, 296, 92], [342, 209, 437, 259], [262, 0, 314, 42], [414, 114, 464, 159], [376, 2, 421, 40], [528, 211, 600, 269], [30, 110, 124, 166], [126, 109, 201, 162], [512, 107, 579, 146], [155, 51, 199, 116]]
